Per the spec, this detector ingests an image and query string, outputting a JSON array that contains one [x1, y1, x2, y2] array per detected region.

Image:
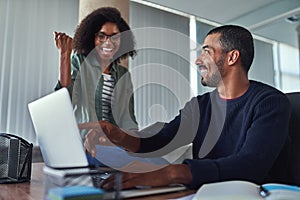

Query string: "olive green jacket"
[[55, 53, 138, 139]]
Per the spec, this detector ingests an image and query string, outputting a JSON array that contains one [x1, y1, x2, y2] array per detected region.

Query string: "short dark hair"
[[207, 25, 254, 73], [73, 7, 136, 63]]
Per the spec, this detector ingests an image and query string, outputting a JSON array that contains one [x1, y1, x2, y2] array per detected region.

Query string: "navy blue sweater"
[[138, 81, 291, 189]]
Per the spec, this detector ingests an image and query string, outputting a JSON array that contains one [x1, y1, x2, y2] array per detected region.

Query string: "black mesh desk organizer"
[[0, 133, 33, 183]]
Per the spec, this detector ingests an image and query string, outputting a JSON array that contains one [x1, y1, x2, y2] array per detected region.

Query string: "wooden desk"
[[0, 163, 45, 200], [0, 163, 195, 200]]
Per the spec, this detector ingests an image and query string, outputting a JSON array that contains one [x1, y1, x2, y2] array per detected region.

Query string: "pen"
[[259, 185, 270, 197]]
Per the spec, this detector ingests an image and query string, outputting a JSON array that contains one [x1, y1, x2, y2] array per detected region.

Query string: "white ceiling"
[[142, 0, 300, 47]]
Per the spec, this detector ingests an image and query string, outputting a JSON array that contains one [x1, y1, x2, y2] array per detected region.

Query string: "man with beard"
[[82, 25, 291, 190]]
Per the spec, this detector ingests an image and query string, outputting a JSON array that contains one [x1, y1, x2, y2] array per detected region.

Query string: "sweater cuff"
[[183, 158, 219, 189]]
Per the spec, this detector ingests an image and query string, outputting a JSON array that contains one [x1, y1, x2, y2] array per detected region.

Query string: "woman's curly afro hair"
[[73, 7, 136, 63]]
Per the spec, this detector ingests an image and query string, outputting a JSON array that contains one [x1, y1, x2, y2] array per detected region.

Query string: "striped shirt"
[[102, 73, 115, 122]]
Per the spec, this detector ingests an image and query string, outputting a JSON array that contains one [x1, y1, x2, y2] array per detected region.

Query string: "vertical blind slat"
[[0, 0, 79, 145]]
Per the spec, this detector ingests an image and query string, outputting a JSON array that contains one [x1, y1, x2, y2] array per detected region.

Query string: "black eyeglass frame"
[[96, 32, 121, 43]]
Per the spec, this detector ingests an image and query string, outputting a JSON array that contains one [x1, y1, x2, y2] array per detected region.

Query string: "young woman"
[[54, 7, 138, 141]]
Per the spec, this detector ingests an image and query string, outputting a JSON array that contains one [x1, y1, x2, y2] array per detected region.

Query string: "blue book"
[[48, 186, 105, 200]]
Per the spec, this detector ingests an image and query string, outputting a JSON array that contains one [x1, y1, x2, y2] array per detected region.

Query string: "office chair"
[[285, 92, 300, 185], [265, 92, 300, 186]]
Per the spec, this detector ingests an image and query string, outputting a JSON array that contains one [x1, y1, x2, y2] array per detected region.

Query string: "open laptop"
[[28, 88, 187, 198], [28, 88, 89, 169]]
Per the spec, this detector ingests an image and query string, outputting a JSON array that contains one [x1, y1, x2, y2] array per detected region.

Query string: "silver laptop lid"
[[28, 88, 89, 168]]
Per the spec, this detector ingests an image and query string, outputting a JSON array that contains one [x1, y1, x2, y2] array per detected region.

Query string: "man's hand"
[[83, 128, 112, 157], [79, 121, 119, 157], [101, 164, 192, 190], [79, 121, 140, 156]]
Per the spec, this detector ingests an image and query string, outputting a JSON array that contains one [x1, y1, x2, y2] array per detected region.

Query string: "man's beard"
[[201, 55, 225, 87]]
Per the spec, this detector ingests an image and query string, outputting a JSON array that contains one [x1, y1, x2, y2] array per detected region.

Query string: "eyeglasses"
[[97, 32, 121, 43]]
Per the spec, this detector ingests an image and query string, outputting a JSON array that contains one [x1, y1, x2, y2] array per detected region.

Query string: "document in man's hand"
[[192, 180, 300, 200]]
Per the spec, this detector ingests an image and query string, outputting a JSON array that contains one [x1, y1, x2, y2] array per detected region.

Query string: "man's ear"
[[227, 50, 240, 66]]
